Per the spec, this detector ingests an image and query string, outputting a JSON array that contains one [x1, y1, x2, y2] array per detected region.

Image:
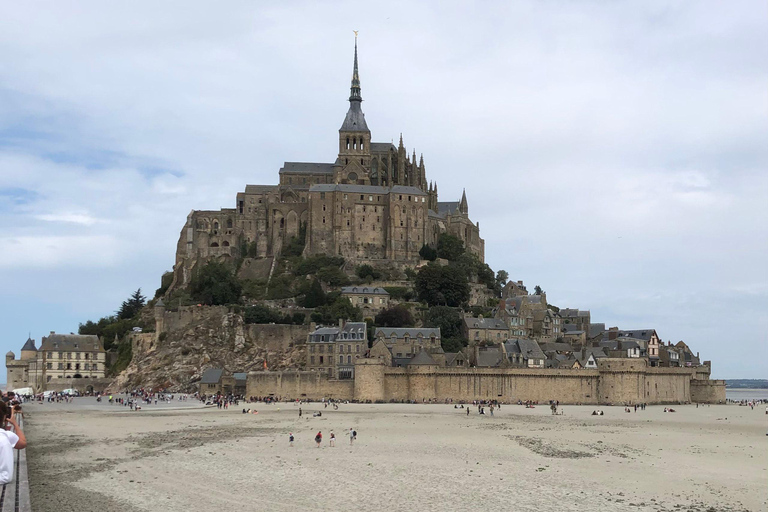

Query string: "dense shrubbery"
[[374, 305, 415, 328], [310, 297, 362, 325], [436, 234, 465, 261], [423, 305, 467, 353], [419, 244, 437, 261], [383, 286, 413, 301], [414, 263, 470, 307], [356, 264, 381, 281], [189, 261, 242, 305], [155, 272, 174, 298], [243, 304, 304, 325]]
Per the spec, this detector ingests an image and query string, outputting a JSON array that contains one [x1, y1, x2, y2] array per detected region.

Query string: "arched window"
[[210, 242, 219, 247], [222, 241, 230, 247], [360, 140, 364, 151], [226, 219, 233, 229], [213, 221, 219, 231], [346, 137, 350, 149], [347, 355, 352, 364], [339, 355, 344, 364]]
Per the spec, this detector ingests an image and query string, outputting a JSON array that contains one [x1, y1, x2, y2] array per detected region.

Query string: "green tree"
[[374, 305, 415, 328], [436, 233, 465, 261], [302, 279, 326, 308], [424, 305, 463, 339], [317, 266, 350, 287], [189, 261, 242, 305], [355, 264, 381, 281], [419, 244, 437, 261], [244, 304, 283, 324], [441, 337, 467, 353], [415, 263, 470, 307], [117, 289, 146, 319], [310, 297, 362, 325]]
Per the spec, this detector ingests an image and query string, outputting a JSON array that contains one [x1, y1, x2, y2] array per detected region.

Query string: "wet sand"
[[24, 400, 767, 512]]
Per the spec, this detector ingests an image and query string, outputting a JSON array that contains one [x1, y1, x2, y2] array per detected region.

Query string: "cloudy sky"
[[1, 2, 765, 379]]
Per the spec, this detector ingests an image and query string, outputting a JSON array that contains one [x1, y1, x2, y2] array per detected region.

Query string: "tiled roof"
[[408, 350, 438, 366]]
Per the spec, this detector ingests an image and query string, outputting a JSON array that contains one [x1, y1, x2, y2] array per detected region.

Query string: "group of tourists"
[[0, 392, 27, 485]]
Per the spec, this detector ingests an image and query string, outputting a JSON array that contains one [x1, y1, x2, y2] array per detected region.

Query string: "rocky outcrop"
[[111, 306, 307, 392]]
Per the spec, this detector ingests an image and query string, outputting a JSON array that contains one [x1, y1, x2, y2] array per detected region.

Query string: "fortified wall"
[[246, 358, 726, 404]]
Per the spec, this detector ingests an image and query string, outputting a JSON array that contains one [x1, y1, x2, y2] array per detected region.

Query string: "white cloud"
[[35, 212, 100, 225]]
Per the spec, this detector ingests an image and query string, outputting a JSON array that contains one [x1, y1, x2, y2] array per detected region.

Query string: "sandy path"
[[24, 400, 767, 512]]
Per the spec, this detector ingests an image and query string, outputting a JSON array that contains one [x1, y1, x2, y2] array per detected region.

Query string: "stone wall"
[[690, 379, 726, 403], [45, 377, 112, 394], [248, 358, 722, 404], [245, 371, 354, 400], [245, 324, 308, 353]]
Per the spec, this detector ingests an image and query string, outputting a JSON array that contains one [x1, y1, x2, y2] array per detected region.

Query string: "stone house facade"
[[6, 333, 106, 392], [306, 321, 367, 379], [462, 316, 509, 345], [340, 286, 389, 317]]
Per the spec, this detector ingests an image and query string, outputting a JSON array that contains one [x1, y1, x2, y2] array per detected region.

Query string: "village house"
[[533, 309, 561, 339], [559, 308, 591, 332], [502, 338, 546, 368], [561, 324, 586, 346], [492, 299, 526, 337], [306, 321, 368, 379], [659, 343, 682, 367], [598, 339, 641, 358], [374, 327, 441, 356], [6, 332, 107, 392], [340, 286, 389, 316], [462, 316, 509, 345]]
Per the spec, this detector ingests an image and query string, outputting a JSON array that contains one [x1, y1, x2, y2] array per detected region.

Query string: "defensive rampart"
[[246, 358, 722, 404]]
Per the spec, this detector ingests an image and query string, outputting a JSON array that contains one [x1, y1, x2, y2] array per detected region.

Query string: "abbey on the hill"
[[173, 38, 484, 287]]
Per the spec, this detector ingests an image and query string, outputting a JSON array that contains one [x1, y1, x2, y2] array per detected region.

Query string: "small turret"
[[20, 337, 37, 361], [459, 189, 468, 215]]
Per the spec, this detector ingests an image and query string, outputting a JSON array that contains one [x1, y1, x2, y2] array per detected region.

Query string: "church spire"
[[340, 33, 369, 132], [350, 33, 362, 102]]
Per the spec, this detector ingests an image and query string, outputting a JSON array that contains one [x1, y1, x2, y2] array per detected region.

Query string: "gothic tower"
[[336, 35, 372, 184]]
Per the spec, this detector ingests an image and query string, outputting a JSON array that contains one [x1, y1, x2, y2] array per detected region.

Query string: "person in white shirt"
[[0, 401, 27, 484]]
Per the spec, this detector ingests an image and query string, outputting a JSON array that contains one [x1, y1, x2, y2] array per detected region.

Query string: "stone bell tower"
[[336, 34, 372, 185]]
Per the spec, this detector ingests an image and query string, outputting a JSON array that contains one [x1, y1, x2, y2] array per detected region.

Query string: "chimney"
[[338, 318, 344, 329], [309, 322, 317, 332]]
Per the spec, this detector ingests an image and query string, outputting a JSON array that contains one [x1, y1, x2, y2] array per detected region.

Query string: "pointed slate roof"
[[21, 338, 37, 352], [408, 350, 438, 366], [340, 36, 369, 132]]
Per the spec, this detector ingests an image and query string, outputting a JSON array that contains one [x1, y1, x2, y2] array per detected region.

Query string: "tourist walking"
[[330, 431, 336, 447], [315, 431, 322, 447], [289, 433, 294, 447], [349, 427, 356, 445]]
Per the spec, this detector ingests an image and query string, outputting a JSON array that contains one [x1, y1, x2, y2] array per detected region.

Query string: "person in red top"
[[314, 431, 322, 447]]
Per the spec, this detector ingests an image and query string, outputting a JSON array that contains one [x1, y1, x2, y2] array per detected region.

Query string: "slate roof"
[[616, 329, 656, 341], [476, 347, 503, 367], [408, 350, 438, 366], [310, 183, 425, 195], [444, 352, 463, 366], [588, 323, 606, 339], [308, 326, 340, 343], [539, 342, 573, 353], [233, 372, 247, 384], [40, 333, 103, 352], [279, 162, 335, 175], [392, 357, 411, 367], [370, 142, 396, 153], [200, 368, 224, 384], [437, 202, 460, 216], [244, 185, 278, 194], [341, 286, 389, 296], [340, 322, 367, 340], [340, 102, 369, 132], [375, 327, 441, 339], [21, 338, 37, 352], [463, 317, 508, 330], [599, 340, 640, 351], [517, 339, 546, 361]]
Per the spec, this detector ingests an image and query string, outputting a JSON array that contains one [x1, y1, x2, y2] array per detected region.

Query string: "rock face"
[[111, 306, 307, 392]]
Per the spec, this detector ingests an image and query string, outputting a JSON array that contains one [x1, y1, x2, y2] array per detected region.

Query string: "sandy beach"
[[24, 399, 766, 512]]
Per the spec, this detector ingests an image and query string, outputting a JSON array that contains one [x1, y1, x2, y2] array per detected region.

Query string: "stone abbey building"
[[173, 39, 484, 287]]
